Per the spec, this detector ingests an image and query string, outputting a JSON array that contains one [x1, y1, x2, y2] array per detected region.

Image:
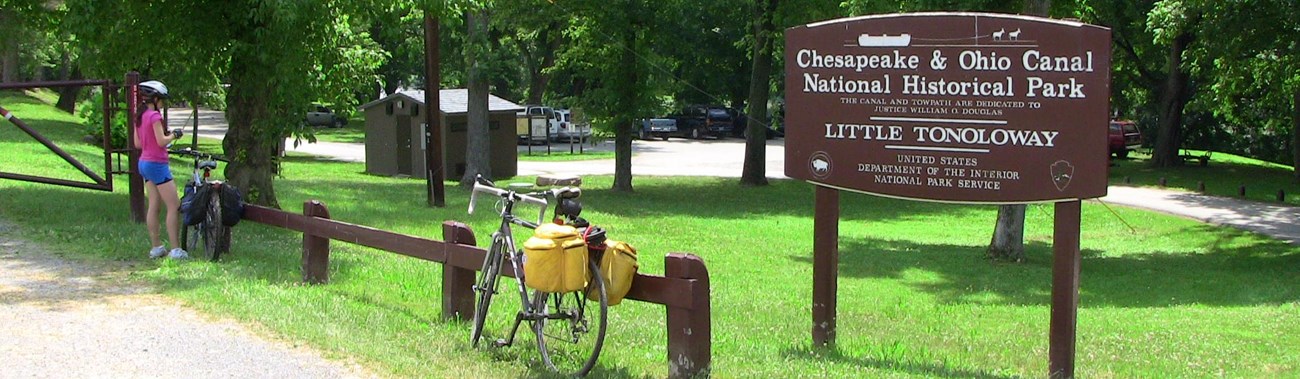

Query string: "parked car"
[[551, 109, 592, 142], [306, 104, 348, 128], [1108, 120, 1142, 158], [725, 107, 783, 139], [670, 105, 733, 139], [637, 118, 677, 140], [517, 105, 552, 145], [726, 108, 748, 138]]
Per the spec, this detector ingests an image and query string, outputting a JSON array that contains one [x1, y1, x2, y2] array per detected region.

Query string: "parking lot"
[[517, 137, 788, 178], [169, 106, 790, 179]]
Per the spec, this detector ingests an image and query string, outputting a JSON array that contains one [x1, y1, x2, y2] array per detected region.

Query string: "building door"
[[396, 115, 412, 175]]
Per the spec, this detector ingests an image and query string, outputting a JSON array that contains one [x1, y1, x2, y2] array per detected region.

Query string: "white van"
[[550, 109, 592, 142]]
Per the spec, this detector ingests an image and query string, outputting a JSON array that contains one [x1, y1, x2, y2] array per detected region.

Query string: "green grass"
[[3, 90, 1300, 378], [309, 124, 365, 144], [1109, 151, 1300, 206], [518, 147, 616, 161]]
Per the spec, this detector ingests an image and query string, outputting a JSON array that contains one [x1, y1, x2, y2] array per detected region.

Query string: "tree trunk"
[[1024, 0, 1051, 16], [988, 205, 1027, 261], [461, 9, 492, 186], [525, 24, 562, 105], [612, 17, 638, 192], [382, 74, 401, 96], [987, 0, 1050, 262], [740, 0, 777, 187], [1150, 31, 1193, 168], [0, 11, 14, 84], [55, 52, 82, 114], [222, 24, 281, 208], [1293, 88, 1299, 183]]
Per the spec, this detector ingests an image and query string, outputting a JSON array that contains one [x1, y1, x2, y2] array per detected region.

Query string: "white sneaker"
[[149, 245, 167, 259], [168, 248, 190, 259]]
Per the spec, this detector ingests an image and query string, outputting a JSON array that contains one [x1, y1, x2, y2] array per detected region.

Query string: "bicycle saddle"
[[198, 160, 218, 170]]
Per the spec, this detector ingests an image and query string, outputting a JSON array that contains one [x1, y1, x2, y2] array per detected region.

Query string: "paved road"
[[1099, 186, 1300, 245]]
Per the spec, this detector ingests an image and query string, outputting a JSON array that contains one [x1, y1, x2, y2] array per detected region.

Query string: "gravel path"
[[0, 221, 375, 378]]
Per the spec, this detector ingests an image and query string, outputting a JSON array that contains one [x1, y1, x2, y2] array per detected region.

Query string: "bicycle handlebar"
[[168, 148, 230, 162], [467, 175, 582, 226]]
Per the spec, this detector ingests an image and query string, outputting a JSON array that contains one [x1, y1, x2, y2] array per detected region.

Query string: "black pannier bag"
[[218, 184, 245, 227], [180, 183, 212, 226]]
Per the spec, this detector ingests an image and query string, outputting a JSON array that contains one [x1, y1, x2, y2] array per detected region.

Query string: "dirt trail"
[[0, 220, 374, 378]]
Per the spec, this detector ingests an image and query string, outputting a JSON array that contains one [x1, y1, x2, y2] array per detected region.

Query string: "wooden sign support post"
[[812, 185, 839, 347], [1049, 200, 1082, 378]]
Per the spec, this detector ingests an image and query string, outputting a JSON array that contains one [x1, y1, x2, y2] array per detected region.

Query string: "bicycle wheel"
[[533, 260, 607, 376], [471, 240, 505, 348], [181, 220, 200, 253], [201, 189, 230, 261]]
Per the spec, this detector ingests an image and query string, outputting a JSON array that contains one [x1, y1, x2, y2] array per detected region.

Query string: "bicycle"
[[170, 147, 231, 261], [467, 175, 608, 376]]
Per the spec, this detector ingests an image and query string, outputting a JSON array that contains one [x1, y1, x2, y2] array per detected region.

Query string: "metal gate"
[[0, 79, 122, 191]]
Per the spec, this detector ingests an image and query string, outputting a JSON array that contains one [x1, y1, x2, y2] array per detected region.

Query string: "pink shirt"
[[137, 109, 168, 162]]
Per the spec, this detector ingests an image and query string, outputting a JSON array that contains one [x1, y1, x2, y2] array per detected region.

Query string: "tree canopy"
[[9, 0, 1294, 203]]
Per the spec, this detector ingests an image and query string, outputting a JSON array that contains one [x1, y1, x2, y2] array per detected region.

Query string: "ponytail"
[[137, 96, 155, 123]]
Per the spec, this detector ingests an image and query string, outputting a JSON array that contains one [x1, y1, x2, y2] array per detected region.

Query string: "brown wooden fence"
[[242, 201, 711, 377]]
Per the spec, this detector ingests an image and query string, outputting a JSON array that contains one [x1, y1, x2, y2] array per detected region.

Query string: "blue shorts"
[[138, 161, 173, 185]]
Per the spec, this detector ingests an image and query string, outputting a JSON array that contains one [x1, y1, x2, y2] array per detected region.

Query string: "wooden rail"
[[242, 201, 711, 377]]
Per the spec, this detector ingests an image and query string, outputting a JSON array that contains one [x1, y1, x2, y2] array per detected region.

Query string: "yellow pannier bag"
[[523, 223, 589, 293], [589, 239, 639, 305]]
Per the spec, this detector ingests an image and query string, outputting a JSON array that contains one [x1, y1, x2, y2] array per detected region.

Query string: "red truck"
[[1108, 120, 1142, 158]]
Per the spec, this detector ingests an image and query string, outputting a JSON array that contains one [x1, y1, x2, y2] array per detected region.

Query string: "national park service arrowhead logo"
[[1050, 160, 1074, 191], [809, 152, 832, 180]]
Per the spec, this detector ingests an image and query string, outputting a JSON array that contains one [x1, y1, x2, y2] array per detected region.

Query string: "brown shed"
[[359, 89, 523, 179]]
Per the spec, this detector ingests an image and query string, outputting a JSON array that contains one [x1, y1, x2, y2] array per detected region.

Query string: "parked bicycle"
[[170, 148, 231, 261], [467, 175, 608, 376]]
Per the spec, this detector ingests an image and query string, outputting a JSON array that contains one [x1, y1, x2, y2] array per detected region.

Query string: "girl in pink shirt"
[[134, 80, 188, 259]]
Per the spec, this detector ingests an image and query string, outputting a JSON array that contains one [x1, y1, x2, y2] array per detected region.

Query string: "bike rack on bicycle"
[[239, 200, 712, 378]]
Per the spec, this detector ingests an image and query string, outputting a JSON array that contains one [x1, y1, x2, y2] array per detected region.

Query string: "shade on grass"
[[2, 91, 1298, 378]]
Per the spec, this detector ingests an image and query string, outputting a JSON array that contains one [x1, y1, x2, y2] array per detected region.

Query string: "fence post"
[[125, 72, 145, 223], [302, 200, 331, 284], [441, 221, 477, 321], [665, 253, 711, 378]]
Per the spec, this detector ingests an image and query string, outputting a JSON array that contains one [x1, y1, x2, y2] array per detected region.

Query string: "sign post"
[[784, 13, 1111, 378], [1050, 200, 1082, 378]]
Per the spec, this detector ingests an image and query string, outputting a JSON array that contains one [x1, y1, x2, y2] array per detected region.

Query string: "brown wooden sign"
[[784, 13, 1112, 203]]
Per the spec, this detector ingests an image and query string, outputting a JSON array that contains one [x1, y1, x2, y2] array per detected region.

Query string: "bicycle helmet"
[[556, 198, 582, 220], [139, 80, 170, 99]]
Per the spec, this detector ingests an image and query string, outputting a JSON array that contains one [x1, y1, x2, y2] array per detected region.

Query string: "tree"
[[0, 0, 61, 84], [367, 5, 423, 98], [461, 6, 493, 185], [563, 0, 674, 192], [663, 1, 752, 108], [491, 1, 568, 105], [740, 0, 779, 186], [1146, 1, 1200, 168], [68, 0, 384, 207], [985, 0, 1053, 262], [1176, 0, 1300, 180], [0, 8, 18, 83]]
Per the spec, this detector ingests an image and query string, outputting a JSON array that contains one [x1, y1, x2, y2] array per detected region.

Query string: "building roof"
[[358, 89, 524, 115]]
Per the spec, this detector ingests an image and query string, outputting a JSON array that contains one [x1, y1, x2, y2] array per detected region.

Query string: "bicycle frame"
[[468, 176, 606, 376], [172, 148, 229, 261], [487, 197, 540, 317]]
